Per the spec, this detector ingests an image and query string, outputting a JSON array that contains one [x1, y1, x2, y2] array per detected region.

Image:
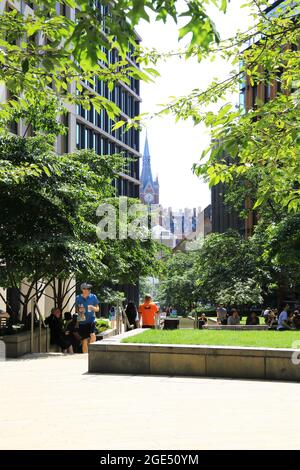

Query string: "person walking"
[[216, 304, 227, 325], [75, 283, 100, 353], [138, 294, 159, 329], [109, 306, 117, 329], [124, 302, 138, 331]]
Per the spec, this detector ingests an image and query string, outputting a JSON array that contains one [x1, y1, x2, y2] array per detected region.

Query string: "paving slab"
[[1, 353, 300, 449]]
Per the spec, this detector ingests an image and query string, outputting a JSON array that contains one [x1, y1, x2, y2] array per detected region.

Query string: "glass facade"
[[74, 4, 141, 199]]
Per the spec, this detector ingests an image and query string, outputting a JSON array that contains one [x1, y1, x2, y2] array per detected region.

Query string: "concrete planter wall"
[[95, 328, 117, 341], [1, 328, 50, 358], [88, 329, 300, 382]]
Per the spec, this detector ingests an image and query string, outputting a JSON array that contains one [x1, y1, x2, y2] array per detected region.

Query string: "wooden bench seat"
[[206, 324, 269, 331]]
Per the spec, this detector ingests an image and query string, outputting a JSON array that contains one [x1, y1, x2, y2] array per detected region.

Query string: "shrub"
[[95, 318, 109, 334]]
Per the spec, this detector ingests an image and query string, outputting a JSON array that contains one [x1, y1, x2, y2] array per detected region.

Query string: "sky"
[[137, 0, 252, 211]]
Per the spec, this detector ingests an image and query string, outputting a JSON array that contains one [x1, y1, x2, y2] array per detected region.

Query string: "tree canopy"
[[194, 230, 262, 305], [158, 215, 300, 312], [0, 0, 227, 128], [157, 250, 199, 313], [0, 102, 160, 318]]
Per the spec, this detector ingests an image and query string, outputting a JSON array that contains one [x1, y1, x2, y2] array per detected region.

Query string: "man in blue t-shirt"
[[277, 304, 293, 331], [75, 283, 100, 353]]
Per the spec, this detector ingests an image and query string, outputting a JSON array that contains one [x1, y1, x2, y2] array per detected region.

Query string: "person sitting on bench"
[[198, 313, 208, 329], [246, 312, 260, 325], [45, 308, 73, 354], [227, 309, 241, 325], [277, 304, 294, 331], [64, 312, 82, 353]]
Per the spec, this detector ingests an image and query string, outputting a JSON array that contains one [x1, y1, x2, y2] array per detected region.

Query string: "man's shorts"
[[78, 322, 96, 339]]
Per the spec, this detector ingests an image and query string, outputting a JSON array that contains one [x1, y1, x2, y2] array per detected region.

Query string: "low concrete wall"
[[88, 329, 300, 382], [96, 328, 117, 341], [0, 328, 50, 358]]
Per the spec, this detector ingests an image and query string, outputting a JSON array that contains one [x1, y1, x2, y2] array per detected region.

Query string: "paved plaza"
[[1, 353, 300, 450]]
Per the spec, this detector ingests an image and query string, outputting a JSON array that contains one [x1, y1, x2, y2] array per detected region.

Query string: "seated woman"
[[246, 312, 260, 325], [64, 312, 82, 353], [227, 309, 240, 325], [266, 309, 278, 329], [198, 313, 208, 329], [292, 310, 300, 330], [45, 308, 73, 353]]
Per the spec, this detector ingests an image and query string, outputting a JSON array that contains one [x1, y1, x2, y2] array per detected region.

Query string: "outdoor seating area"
[[189, 304, 300, 332]]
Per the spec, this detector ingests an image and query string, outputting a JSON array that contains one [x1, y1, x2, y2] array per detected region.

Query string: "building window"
[[239, 87, 246, 109], [76, 123, 80, 149], [264, 71, 271, 102], [117, 178, 123, 196], [134, 100, 140, 117], [276, 67, 283, 94], [103, 112, 108, 132], [97, 79, 103, 95], [93, 132, 97, 151], [79, 105, 86, 119], [9, 120, 18, 135], [103, 138, 108, 154], [264, 83, 271, 102], [115, 85, 120, 106], [87, 105, 94, 124], [61, 113, 69, 153], [80, 125, 86, 149], [252, 84, 258, 109], [88, 128, 94, 148], [123, 179, 128, 196]]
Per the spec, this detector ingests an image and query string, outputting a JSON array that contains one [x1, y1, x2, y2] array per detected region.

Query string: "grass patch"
[[122, 329, 300, 349]]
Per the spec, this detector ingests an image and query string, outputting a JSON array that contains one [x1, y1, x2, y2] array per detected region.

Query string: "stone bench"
[[1, 328, 50, 358], [162, 318, 180, 330], [207, 324, 268, 330]]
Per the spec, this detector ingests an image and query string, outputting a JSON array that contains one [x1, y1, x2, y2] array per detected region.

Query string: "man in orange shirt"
[[138, 294, 159, 329]]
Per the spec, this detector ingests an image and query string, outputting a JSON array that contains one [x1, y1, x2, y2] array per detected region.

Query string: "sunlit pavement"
[[1, 353, 300, 450]]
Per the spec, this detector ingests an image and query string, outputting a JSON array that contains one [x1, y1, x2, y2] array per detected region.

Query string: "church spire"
[[140, 132, 160, 205], [140, 132, 154, 187]]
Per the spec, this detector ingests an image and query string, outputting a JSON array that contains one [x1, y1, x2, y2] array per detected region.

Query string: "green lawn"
[[122, 329, 300, 349]]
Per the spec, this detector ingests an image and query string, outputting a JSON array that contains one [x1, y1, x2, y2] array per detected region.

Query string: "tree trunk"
[[276, 272, 286, 309]]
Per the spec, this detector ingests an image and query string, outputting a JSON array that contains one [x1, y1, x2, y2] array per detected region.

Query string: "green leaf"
[[42, 165, 51, 177], [112, 120, 126, 131]]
